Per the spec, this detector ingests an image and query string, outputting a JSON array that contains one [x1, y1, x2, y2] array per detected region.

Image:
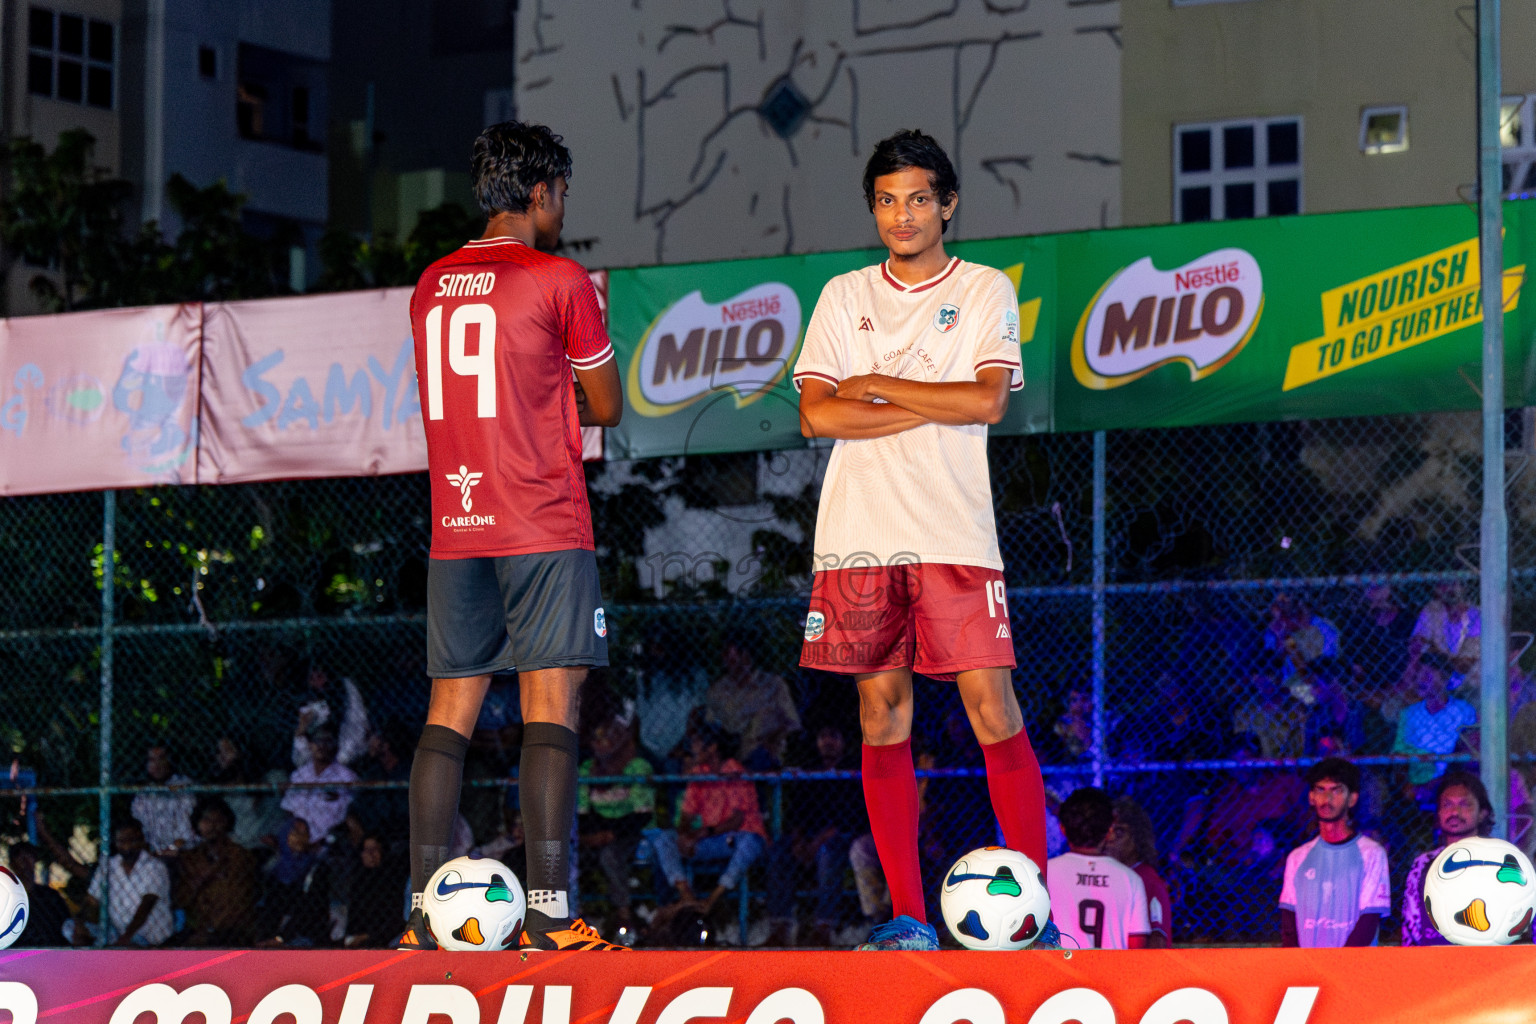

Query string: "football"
[[940, 846, 1051, 950], [1423, 836, 1536, 946], [421, 854, 526, 951], [0, 865, 28, 951]]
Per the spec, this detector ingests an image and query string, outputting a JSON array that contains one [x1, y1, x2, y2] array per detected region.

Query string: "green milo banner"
[[604, 202, 1535, 459]]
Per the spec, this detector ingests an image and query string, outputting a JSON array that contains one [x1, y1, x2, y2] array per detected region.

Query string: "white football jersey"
[[1047, 851, 1152, 950], [793, 258, 1023, 571]]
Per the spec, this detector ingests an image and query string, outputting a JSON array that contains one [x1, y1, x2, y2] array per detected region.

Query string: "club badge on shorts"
[[594, 607, 607, 637], [804, 611, 826, 641]]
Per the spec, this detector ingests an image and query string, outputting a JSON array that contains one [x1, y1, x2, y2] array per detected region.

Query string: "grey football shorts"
[[426, 549, 609, 678]]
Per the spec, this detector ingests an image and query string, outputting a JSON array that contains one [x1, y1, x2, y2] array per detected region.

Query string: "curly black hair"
[[472, 121, 573, 217], [861, 129, 959, 232], [1059, 786, 1114, 849]]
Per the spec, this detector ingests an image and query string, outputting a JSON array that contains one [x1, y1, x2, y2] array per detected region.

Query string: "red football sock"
[[981, 728, 1048, 877], [862, 738, 925, 923]]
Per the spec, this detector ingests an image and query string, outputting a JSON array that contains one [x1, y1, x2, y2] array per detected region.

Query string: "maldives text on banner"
[[3, 948, 1536, 1024]]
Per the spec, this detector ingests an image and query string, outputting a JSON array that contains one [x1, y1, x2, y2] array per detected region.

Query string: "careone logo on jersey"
[[1070, 247, 1264, 390], [627, 282, 802, 415]]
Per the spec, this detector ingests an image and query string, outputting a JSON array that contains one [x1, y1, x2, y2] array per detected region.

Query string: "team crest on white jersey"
[[933, 304, 960, 333], [594, 607, 607, 638], [446, 465, 483, 511]]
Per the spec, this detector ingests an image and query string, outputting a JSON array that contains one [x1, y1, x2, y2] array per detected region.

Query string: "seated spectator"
[[1172, 733, 1306, 870], [75, 818, 174, 947], [292, 656, 371, 769], [173, 796, 258, 946], [765, 722, 867, 947], [705, 638, 801, 771], [130, 743, 196, 855], [254, 818, 332, 947], [577, 715, 655, 946], [1393, 652, 1478, 803], [646, 725, 766, 916], [209, 736, 263, 848], [4, 842, 70, 946], [633, 625, 711, 768], [1344, 584, 1413, 698], [1410, 581, 1481, 691], [280, 726, 358, 845], [1106, 796, 1171, 948], [1049, 686, 1096, 763], [1303, 661, 1377, 756], [1047, 788, 1151, 949], [350, 725, 412, 848], [1401, 771, 1493, 946], [1279, 757, 1390, 948], [344, 834, 405, 948], [1263, 594, 1340, 685], [1232, 671, 1305, 760]]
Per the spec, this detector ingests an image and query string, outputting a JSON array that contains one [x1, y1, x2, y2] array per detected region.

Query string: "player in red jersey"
[[794, 130, 1052, 950], [398, 121, 626, 952]]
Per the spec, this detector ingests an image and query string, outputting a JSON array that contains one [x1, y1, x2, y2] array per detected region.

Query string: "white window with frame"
[[1502, 94, 1536, 199], [1173, 117, 1302, 222], [26, 5, 115, 109], [1360, 106, 1408, 155]]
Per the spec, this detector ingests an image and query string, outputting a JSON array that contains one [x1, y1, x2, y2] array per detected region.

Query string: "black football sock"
[[520, 721, 580, 933], [409, 723, 470, 898]]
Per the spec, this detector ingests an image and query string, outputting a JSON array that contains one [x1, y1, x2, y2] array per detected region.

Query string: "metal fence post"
[[98, 489, 116, 944], [1477, 0, 1510, 839], [1091, 430, 1107, 788]]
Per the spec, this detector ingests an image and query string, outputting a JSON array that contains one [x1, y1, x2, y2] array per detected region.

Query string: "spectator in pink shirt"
[[646, 724, 766, 915]]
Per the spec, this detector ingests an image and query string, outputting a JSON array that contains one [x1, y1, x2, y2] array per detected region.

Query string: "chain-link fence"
[[4, 411, 1536, 948]]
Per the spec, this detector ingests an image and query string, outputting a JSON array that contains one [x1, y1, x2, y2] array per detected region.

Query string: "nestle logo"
[[721, 295, 782, 323], [1174, 261, 1241, 291]]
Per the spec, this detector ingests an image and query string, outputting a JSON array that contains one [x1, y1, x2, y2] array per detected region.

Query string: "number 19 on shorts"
[[425, 303, 497, 420], [984, 579, 1007, 618]]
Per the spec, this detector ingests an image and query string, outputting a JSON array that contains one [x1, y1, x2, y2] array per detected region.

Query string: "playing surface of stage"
[[3, 947, 1535, 1024]]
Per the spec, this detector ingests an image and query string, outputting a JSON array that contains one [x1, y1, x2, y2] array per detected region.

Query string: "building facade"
[[1123, 0, 1536, 226]]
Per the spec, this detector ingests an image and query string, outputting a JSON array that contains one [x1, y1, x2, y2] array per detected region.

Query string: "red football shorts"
[[799, 563, 1017, 681]]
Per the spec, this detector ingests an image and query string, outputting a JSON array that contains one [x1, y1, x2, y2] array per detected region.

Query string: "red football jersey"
[[409, 237, 613, 558]]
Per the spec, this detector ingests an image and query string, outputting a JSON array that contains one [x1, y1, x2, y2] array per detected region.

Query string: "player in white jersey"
[[1047, 788, 1152, 950], [794, 130, 1050, 951]]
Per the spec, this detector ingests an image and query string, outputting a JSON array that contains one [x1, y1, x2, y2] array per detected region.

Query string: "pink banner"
[[0, 304, 201, 496], [197, 289, 427, 484]]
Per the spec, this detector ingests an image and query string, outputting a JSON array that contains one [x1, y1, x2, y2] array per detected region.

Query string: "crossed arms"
[[797, 367, 1012, 441]]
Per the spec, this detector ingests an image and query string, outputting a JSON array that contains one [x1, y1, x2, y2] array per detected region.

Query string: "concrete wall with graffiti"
[[513, 0, 1122, 269]]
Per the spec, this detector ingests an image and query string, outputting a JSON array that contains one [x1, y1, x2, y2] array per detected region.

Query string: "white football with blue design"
[[422, 854, 526, 951], [940, 846, 1051, 950]]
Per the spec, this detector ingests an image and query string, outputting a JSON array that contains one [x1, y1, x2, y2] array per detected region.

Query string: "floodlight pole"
[[1477, 0, 1510, 840]]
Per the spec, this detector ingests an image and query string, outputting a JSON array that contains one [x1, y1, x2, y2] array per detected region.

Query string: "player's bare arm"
[[575, 358, 622, 427], [797, 377, 929, 440], [836, 367, 1011, 426]]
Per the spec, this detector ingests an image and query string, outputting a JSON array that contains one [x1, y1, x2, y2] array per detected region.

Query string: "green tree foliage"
[[313, 202, 480, 291], [0, 128, 292, 311]]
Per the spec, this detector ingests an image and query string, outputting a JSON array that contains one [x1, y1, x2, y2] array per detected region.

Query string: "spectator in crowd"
[[209, 735, 264, 847], [75, 818, 174, 947], [647, 725, 766, 916], [465, 675, 522, 844], [633, 625, 712, 769], [1232, 671, 1305, 760], [705, 637, 801, 771], [1106, 796, 1171, 947], [172, 796, 257, 946], [765, 722, 868, 947], [1279, 758, 1390, 947], [344, 834, 405, 948], [130, 743, 196, 855], [254, 818, 332, 947], [577, 715, 655, 946], [1263, 594, 1340, 685], [918, 708, 996, 904], [1401, 771, 1493, 946], [473, 807, 525, 876], [1344, 584, 1414, 697], [1410, 581, 1481, 692], [1393, 652, 1478, 803], [1049, 686, 1096, 762], [280, 726, 358, 845], [1047, 788, 1151, 950], [4, 842, 69, 946], [292, 656, 371, 769], [350, 725, 412, 848], [1303, 661, 1375, 757]]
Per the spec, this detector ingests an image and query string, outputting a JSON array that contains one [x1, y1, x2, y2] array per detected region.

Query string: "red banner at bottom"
[[1, 947, 1534, 1024]]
